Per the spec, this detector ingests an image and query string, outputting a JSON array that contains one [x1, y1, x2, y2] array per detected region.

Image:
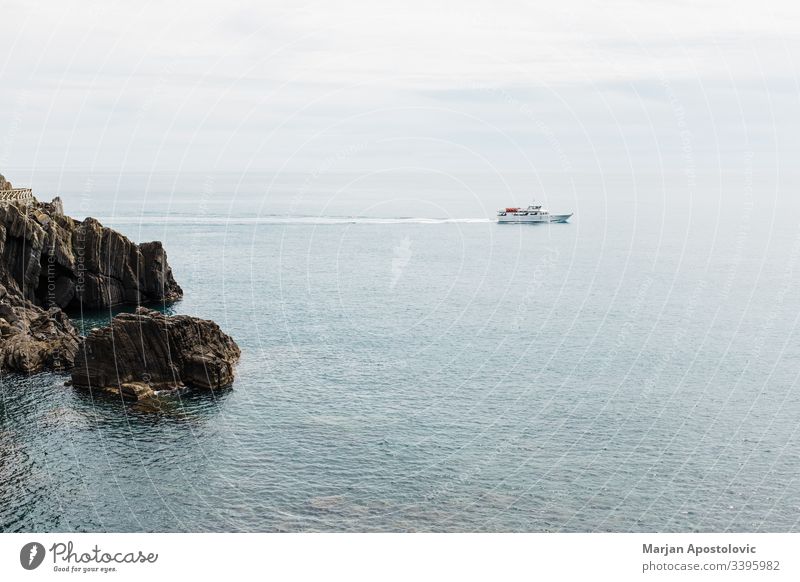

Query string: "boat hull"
[[497, 213, 572, 224]]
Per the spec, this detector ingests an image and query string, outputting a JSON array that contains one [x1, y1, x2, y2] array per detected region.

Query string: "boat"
[[496, 202, 572, 223]]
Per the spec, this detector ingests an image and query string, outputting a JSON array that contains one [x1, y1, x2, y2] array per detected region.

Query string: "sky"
[[1, 0, 798, 179]]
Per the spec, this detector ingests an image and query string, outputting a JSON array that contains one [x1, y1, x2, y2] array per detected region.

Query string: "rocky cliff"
[[0, 199, 182, 311], [71, 307, 241, 399], [0, 189, 182, 374], [0, 177, 240, 394]]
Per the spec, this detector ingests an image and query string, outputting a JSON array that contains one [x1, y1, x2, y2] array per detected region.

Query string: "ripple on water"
[[4, 214, 800, 531]]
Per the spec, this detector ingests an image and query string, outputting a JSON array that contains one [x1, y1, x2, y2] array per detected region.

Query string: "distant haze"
[[1, 0, 798, 180]]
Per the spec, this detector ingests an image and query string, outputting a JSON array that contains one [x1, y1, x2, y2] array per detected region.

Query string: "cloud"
[[0, 0, 797, 173]]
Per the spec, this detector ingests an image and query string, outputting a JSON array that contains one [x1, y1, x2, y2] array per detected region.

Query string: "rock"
[[71, 307, 240, 394], [52, 276, 76, 308], [0, 173, 238, 390], [119, 382, 156, 401], [0, 174, 12, 191], [40, 196, 64, 216], [0, 198, 183, 310], [0, 177, 184, 375], [0, 292, 80, 373]]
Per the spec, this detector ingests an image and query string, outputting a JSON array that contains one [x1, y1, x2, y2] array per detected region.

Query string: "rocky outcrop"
[[0, 184, 183, 374], [71, 307, 241, 400], [0, 201, 182, 311], [0, 176, 239, 392], [0, 283, 80, 373]]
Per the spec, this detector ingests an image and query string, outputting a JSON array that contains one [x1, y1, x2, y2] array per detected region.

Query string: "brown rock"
[[71, 307, 240, 393], [0, 173, 241, 389], [0, 176, 184, 375], [0, 293, 80, 373], [119, 382, 156, 401], [0, 197, 183, 311]]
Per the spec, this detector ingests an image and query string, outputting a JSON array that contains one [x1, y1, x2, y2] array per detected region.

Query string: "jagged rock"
[[0, 175, 238, 389], [39, 196, 64, 217], [0, 288, 80, 373], [0, 181, 183, 375], [119, 382, 156, 401], [0, 199, 182, 311], [71, 307, 240, 398]]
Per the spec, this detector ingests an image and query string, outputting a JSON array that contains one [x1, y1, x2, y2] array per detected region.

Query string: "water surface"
[[2, 170, 800, 531]]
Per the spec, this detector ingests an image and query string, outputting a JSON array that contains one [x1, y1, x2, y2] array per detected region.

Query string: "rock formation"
[[0, 175, 240, 395], [0, 173, 12, 191], [0, 183, 182, 374], [0, 199, 182, 311], [0, 283, 80, 373], [71, 307, 241, 400]]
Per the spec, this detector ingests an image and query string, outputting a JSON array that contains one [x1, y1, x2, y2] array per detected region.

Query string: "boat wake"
[[96, 216, 494, 226]]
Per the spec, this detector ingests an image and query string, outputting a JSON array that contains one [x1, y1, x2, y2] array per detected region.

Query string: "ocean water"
[[2, 170, 800, 532]]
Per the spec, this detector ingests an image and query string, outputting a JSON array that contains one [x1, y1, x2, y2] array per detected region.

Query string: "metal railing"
[[0, 188, 34, 203]]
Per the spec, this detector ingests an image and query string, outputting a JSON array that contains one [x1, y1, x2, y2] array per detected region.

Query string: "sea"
[[2, 169, 800, 532]]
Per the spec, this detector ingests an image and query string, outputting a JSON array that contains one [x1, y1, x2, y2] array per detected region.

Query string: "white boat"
[[496, 202, 572, 223]]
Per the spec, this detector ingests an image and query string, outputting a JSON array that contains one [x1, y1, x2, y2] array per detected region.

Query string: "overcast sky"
[[1, 0, 798, 177]]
